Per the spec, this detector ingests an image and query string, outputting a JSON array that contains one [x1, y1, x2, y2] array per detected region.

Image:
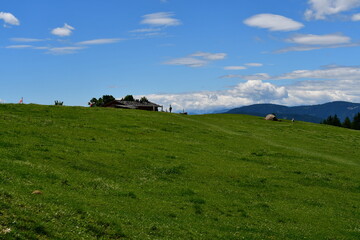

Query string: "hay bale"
[[265, 114, 278, 121]]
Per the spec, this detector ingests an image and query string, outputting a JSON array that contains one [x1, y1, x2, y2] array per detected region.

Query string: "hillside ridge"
[[226, 101, 360, 123]]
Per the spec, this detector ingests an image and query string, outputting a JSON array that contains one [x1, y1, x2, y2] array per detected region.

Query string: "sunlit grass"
[[0, 104, 360, 239]]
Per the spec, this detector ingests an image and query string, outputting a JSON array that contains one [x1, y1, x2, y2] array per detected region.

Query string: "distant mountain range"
[[225, 101, 360, 123]]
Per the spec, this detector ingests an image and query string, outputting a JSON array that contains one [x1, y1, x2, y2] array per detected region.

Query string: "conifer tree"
[[342, 117, 352, 129], [352, 113, 360, 130], [332, 114, 341, 127]]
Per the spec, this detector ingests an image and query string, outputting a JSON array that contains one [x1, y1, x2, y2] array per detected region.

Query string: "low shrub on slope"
[[0, 104, 360, 239]]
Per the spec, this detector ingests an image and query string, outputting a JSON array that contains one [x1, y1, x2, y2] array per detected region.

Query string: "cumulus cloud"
[[141, 12, 181, 27], [145, 65, 360, 113], [281, 79, 359, 106], [305, 0, 360, 20], [147, 80, 288, 113], [77, 38, 123, 45], [0, 12, 20, 26], [244, 14, 304, 31], [286, 33, 351, 45], [224, 66, 247, 70], [147, 67, 360, 113], [164, 51, 227, 68], [51, 23, 75, 37]]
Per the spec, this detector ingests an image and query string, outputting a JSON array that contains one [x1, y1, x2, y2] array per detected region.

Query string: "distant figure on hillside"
[[292, 118, 295, 122], [169, 105, 172, 113]]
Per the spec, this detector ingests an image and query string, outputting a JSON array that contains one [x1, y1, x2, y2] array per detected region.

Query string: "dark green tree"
[[352, 113, 360, 130], [122, 95, 135, 101], [102, 95, 115, 104], [332, 114, 341, 127], [342, 117, 352, 129], [140, 96, 149, 103], [89, 95, 115, 107], [322, 115, 341, 127], [322, 115, 333, 125]]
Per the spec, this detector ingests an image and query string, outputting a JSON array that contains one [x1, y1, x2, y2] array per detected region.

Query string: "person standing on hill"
[[169, 105, 172, 113]]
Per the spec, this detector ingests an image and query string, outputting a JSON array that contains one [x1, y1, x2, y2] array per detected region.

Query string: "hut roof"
[[104, 100, 162, 108]]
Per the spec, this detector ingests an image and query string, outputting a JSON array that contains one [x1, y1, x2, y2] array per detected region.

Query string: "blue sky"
[[1, 0, 360, 113]]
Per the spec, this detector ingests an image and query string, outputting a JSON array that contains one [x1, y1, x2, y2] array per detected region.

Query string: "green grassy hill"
[[1, 104, 360, 239]]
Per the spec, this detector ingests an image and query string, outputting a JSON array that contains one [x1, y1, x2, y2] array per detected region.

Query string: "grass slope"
[[0, 104, 360, 239]]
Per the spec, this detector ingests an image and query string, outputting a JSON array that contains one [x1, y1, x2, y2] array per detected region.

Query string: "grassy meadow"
[[0, 104, 360, 239]]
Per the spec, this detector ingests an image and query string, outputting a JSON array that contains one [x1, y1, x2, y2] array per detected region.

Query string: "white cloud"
[[221, 73, 271, 80], [141, 12, 181, 27], [5, 45, 51, 51], [5, 44, 85, 54], [0, 12, 20, 26], [0, 99, 5, 104], [223, 65, 360, 81], [244, 14, 304, 31], [224, 66, 247, 70], [277, 66, 360, 80], [6, 38, 122, 55], [352, 13, 360, 20], [275, 42, 360, 53], [147, 66, 360, 113], [165, 51, 227, 68], [77, 38, 123, 45], [223, 63, 263, 70], [5, 45, 33, 49], [51, 23, 75, 37], [286, 33, 351, 45], [276, 33, 357, 53], [33, 46, 50, 50], [164, 57, 208, 67], [191, 52, 227, 60], [130, 28, 162, 33], [280, 79, 359, 106], [11, 38, 45, 42], [47, 46, 85, 55], [245, 63, 263, 67], [148, 80, 288, 113], [305, 0, 360, 20]]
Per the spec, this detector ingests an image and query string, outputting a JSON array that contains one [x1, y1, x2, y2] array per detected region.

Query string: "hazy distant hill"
[[226, 101, 360, 123]]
